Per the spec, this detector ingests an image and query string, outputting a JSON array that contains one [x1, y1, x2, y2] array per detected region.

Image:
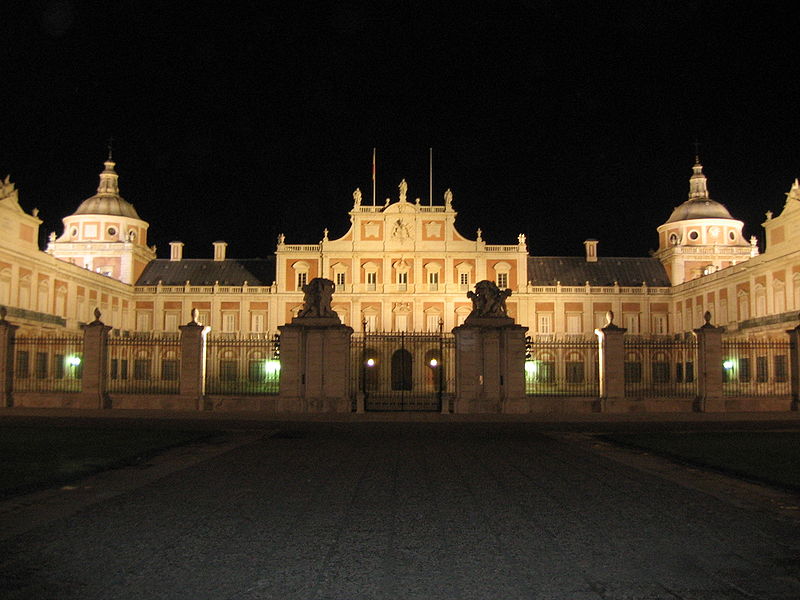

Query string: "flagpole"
[[429, 147, 433, 206], [372, 148, 376, 207]]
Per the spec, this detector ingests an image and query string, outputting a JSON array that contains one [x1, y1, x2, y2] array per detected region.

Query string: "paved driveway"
[[1, 423, 799, 599]]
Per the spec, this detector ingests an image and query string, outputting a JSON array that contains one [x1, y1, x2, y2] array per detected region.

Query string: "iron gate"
[[350, 331, 455, 411]]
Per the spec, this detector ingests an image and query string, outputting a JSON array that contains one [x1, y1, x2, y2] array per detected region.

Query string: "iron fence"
[[350, 331, 455, 411], [107, 332, 181, 394], [12, 335, 83, 392], [722, 338, 791, 396], [205, 333, 280, 395], [525, 336, 599, 396], [623, 336, 698, 397]]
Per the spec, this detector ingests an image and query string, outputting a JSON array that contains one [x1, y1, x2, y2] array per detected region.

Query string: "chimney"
[[583, 239, 598, 263], [169, 241, 184, 261], [213, 241, 227, 261]]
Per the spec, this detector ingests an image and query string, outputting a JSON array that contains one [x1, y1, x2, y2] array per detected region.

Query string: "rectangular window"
[[35, 352, 48, 379], [537, 361, 556, 383], [135, 312, 152, 332], [566, 362, 584, 383], [538, 314, 552, 334], [15, 351, 29, 378], [251, 313, 265, 333], [738, 357, 750, 382], [624, 314, 639, 334], [54, 354, 65, 379], [624, 362, 642, 383], [161, 359, 178, 380], [775, 355, 788, 383], [364, 314, 377, 332], [428, 272, 439, 291], [248, 360, 265, 382], [297, 272, 308, 289], [110, 358, 119, 380], [652, 362, 670, 383], [397, 271, 407, 291], [395, 314, 408, 332], [756, 356, 768, 382], [223, 312, 237, 333], [366, 272, 377, 291], [459, 273, 469, 289], [335, 272, 345, 286], [566, 314, 582, 334], [497, 273, 508, 289], [134, 359, 151, 380], [675, 362, 683, 383], [685, 361, 694, 383], [220, 360, 237, 381], [427, 315, 441, 332], [164, 312, 179, 332], [652, 314, 667, 335]]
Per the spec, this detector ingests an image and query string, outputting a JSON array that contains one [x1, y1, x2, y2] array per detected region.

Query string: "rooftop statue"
[[444, 188, 453, 210], [399, 179, 408, 203], [353, 187, 362, 207]]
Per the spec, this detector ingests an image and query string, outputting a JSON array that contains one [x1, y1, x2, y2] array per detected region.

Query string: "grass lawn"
[[601, 431, 800, 491], [0, 426, 216, 499]]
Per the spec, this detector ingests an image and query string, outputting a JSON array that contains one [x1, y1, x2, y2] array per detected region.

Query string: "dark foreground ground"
[[1, 417, 800, 599]]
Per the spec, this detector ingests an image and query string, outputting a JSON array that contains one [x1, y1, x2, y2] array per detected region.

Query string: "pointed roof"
[[665, 158, 735, 223], [71, 157, 141, 219]]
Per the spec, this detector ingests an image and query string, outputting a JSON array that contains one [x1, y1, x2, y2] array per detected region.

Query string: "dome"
[[70, 158, 141, 220], [73, 194, 141, 219], [665, 198, 734, 223]]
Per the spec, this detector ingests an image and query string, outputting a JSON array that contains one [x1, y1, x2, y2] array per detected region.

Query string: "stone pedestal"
[[0, 310, 18, 407], [179, 319, 211, 410], [453, 317, 527, 414], [78, 315, 112, 409], [694, 315, 725, 412], [595, 321, 627, 410], [278, 317, 353, 413]]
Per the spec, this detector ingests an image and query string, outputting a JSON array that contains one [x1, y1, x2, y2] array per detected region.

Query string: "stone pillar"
[[278, 320, 353, 412], [694, 311, 725, 412], [786, 317, 800, 411], [79, 308, 112, 409], [0, 307, 19, 407], [453, 319, 528, 414], [179, 310, 210, 410], [595, 311, 627, 410]]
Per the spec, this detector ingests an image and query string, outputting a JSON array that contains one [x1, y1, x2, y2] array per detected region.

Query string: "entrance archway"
[[391, 349, 412, 391]]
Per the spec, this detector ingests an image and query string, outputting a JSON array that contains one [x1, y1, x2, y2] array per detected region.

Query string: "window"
[[427, 314, 441, 332], [15, 351, 29, 378], [164, 313, 179, 332], [223, 312, 238, 333], [336, 272, 345, 286], [161, 359, 178, 380], [756, 356, 768, 382], [497, 272, 508, 289], [397, 271, 408, 291], [688, 230, 699, 240], [738, 357, 750, 382], [297, 272, 308, 289], [428, 271, 439, 291], [459, 272, 469, 289], [624, 361, 642, 383], [136, 311, 152, 332], [685, 362, 694, 383], [364, 314, 377, 332], [395, 314, 408, 332], [251, 313, 265, 333], [220, 360, 237, 381], [366, 271, 377, 291], [538, 314, 552, 334], [624, 314, 639, 334], [134, 359, 151, 380], [675, 362, 683, 383], [566, 357, 585, 383], [775, 355, 788, 383], [652, 362, 670, 383], [566, 314, 582, 334], [55, 354, 65, 379], [652, 314, 667, 335], [35, 352, 48, 379]]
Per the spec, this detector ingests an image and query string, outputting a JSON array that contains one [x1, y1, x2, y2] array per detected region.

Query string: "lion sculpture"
[[467, 280, 512, 318], [297, 277, 337, 319]]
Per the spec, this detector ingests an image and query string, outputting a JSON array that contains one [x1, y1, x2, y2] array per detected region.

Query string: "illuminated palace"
[[1, 155, 799, 340]]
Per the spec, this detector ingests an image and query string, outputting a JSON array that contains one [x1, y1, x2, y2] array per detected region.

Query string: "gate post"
[[453, 282, 527, 413], [694, 311, 725, 412], [78, 308, 112, 409], [595, 311, 627, 410], [278, 278, 353, 413], [179, 309, 210, 410], [0, 307, 18, 407], [786, 316, 800, 410]]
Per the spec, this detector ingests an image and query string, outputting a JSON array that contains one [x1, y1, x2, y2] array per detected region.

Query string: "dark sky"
[[3, 2, 799, 260]]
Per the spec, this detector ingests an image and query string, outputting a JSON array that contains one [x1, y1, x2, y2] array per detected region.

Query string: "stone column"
[[0, 307, 19, 407], [595, 311, 627, 410], [278, 320, 353, 412], [278, 278, 354, 413], [694, 311, 725, 412], [79, 308, 112, 409], [453, 318, 528, 414], [786, 317, 800, 411], [179, 310, 211, 410]]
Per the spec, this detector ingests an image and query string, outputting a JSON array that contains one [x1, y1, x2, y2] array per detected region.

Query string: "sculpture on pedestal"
[[297, 277, 337, 319], [467, 280, 512, 319]]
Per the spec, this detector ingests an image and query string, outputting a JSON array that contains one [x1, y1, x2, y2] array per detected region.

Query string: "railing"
[[205, 333, 281, 395], [525, 336, 599, 396], [722, 338, 791, 396], [623, 336, 698, 397], [11, 335, 83, 392], [107, 333, 181, 394]]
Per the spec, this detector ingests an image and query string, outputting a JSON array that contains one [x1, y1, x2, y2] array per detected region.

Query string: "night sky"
[[3, 2, 799, 260]]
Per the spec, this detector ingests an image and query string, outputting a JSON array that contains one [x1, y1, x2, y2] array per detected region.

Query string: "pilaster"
[[694, 311, 725, 412], [0, 307, 19, 407]]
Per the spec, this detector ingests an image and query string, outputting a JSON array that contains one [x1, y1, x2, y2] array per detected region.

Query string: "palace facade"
[[1, 155, 799, 340]]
